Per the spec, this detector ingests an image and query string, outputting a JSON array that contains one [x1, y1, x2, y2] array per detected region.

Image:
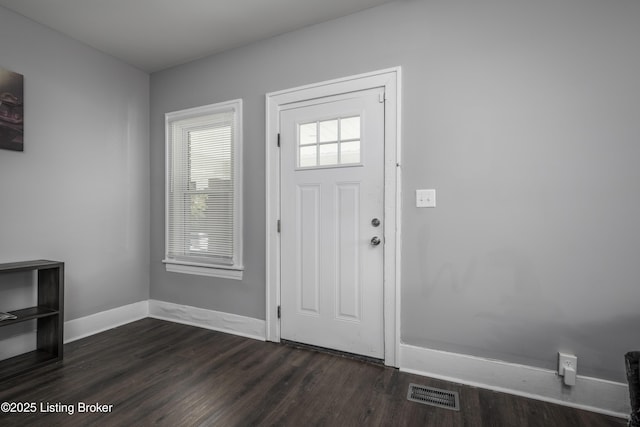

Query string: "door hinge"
[[277, 133, 281, 147], [379, 92, 385, 103], [277, 219, 281, 233], [277, 305, 281, 319]]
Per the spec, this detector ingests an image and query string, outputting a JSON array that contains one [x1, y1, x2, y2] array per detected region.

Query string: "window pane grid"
[[298, 115, 361, 168]]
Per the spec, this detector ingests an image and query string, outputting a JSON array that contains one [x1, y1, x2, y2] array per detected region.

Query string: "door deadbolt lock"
[[370, 236, 381, 246], [371, 218, 381, 227]]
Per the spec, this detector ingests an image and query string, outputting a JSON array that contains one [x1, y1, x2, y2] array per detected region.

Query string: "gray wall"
[[0, 7, 150, 321], [150, 0, 640, 382]]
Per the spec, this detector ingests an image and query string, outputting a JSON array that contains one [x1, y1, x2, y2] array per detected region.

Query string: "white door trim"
[[265, 67, 402, 367]]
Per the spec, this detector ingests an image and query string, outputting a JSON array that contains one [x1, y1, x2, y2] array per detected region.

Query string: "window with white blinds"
[[164, 100, 243, 279]]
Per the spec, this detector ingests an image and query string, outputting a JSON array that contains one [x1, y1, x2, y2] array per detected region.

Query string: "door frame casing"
[[265, 67, 402, 367]]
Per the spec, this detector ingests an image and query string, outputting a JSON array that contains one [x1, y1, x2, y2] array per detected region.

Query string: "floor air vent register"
[[407, 384, 460, 411]]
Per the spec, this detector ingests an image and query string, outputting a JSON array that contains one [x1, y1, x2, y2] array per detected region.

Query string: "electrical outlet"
[[558, 352, 577, 374], [558, 352, 578, 386]]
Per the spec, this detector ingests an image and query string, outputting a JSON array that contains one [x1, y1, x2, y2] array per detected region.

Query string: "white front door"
[[280, 87, 385, 358]]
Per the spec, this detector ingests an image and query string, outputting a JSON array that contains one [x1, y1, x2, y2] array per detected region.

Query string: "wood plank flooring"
[[0, 318, 628, 426]]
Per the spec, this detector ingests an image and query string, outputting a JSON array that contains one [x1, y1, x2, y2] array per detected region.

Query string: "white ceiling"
[[0, 0, 396, 73]]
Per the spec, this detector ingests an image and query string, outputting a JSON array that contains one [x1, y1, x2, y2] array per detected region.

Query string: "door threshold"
[[281, 339, 384, 366]]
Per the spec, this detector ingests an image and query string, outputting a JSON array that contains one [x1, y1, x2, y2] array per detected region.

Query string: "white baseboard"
[[64, 300, 149, 343], [399, 343, 629, 419], [63, 299, 265, 344], [148, 299, 266, 341]]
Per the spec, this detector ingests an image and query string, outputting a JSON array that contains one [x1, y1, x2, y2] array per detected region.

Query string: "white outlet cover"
[[416, 189, 436, 208], [558, 352, 578, 374]]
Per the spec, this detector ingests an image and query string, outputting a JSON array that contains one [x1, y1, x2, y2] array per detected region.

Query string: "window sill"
[[163, 260, 244, 280]]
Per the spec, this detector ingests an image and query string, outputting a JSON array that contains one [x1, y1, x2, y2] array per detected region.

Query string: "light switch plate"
[[416, 189, 436, 208]]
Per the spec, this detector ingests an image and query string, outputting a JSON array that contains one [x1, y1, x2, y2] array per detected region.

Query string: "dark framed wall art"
[[0, 67, 24, 152]]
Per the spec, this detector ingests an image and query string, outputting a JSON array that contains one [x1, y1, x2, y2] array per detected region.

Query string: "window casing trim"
[[163, 260, 243, 280], [163, 99, 243, 279]]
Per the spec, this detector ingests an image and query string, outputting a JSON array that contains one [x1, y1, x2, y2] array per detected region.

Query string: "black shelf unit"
[[0, 260, 64, 381]]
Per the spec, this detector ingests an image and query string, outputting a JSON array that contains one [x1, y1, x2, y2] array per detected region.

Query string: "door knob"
[[371, 218, 381, 227], [370, 236, 381, 246]]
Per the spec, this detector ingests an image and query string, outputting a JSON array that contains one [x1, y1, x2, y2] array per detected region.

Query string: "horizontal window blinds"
[[167, 109, 236, 266]]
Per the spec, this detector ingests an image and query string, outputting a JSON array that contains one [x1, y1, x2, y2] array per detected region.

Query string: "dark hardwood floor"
[[0, 318, 627, 426]]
